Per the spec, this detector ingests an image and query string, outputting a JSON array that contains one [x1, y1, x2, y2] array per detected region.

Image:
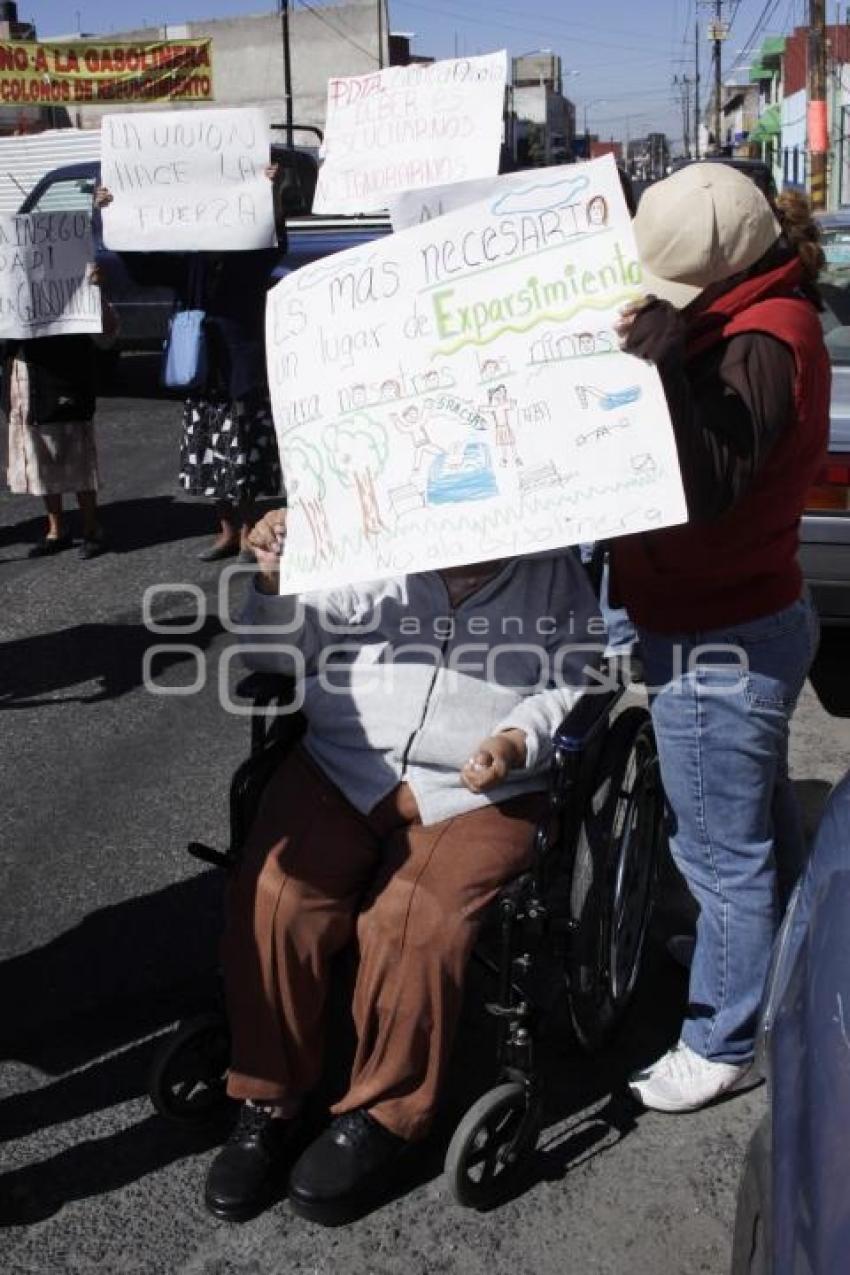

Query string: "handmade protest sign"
[[100, 107, 275, 251], [313, 51, 507, 215], [266, 156, 688, 595], [0, 212, 101, 339], [388, 174, 518, 231]]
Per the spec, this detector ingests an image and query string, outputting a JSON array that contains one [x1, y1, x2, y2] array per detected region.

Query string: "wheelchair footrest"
[[187, 841, 236, 870]]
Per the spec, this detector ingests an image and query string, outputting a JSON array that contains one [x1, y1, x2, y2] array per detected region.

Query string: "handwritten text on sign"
[[0, 213, 101, 339], [313, 51, 507, 215], [101, 107, 275, 251], [267, 156, 688, 595]]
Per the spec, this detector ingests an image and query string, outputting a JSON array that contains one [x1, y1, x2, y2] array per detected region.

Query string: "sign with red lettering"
[[313, 51, 507, 215], [0, 40, 213, 106]]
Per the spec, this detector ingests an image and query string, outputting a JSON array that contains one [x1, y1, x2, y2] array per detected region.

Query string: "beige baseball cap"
[[633, 162, 782, 309]]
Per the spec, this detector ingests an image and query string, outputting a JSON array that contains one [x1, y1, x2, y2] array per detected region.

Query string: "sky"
[[23, 0, 810, 149]]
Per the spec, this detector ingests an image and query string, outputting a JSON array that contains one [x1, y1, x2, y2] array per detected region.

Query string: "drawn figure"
[[286, 439, 334, 565], [391, 403, 445, 475], [575, 384, 642, 411], [577, 332, 596, 355], [380, 379, 402, 400], [425, 441, 498, 506], [478, 354, 510, 383], [324, 415, 389, 537], [350, 383, 369, 409], [484, 384, 523, 467], [586, 195, 609, 227]]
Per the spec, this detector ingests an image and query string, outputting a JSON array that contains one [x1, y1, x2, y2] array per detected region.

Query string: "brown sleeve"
[[625, 302, 797, 521]]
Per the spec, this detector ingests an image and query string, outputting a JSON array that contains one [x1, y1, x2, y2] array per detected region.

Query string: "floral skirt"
[[179, 394, 282, 503], [6, 358, 99, 496]]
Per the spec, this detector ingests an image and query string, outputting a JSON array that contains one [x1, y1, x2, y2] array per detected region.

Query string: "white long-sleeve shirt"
[[240, 554, 602, 825]]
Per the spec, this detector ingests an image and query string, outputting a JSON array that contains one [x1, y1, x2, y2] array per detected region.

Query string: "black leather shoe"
[[28, 535, 72, 559], [204, 1103, 297, 1222], [288, 1110, 407, 1225]]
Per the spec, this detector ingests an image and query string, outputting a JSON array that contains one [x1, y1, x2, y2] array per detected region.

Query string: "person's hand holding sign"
[[247, 508, 287, 594], [461, 731, 527, 793]]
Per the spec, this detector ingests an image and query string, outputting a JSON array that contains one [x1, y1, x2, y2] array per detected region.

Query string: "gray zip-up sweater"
[[240, 554, 601, 825]]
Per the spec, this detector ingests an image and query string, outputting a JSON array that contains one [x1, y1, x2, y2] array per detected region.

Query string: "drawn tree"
[[323, 414, 390, 538], [286, 439, 334, 566]]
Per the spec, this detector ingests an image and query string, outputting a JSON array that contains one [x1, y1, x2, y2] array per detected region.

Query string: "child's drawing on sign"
[[287, 440, 335, 567], [478, 354, 511, 384], [585, 195, 609, 227], [425, 440, 498, 506], [324, 415, 389, 537], [575, 384, 642, 412], [391, 403, 445, 476], [483, 384, 523, 468]]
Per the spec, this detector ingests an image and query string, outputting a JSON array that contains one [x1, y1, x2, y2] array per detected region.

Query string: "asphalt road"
[[1, 362, 848, 1275]]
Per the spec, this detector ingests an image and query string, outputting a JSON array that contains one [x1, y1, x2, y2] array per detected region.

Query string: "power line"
[[294, 0, 380, 63], [395, 0, 667, 56]]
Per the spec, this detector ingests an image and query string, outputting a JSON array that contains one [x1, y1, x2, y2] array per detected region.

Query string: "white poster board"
[[100, 107, 276, 251], [267, 156, 687, 595], [0, 212, 101, 338], [313, 51, 507, 215], [389, 171, 557, 232]]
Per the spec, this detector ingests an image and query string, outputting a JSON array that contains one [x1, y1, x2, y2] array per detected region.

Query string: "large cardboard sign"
[[313, 51, 507, 215], [267, 156, 688, 595], [100, 107, 275, 251], [0, 212, 101, 338], [0, 39, 213, 105]]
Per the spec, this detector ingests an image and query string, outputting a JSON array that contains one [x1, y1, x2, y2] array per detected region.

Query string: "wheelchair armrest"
[[553, 685, 624, 754], [234, 671, 297, 708]]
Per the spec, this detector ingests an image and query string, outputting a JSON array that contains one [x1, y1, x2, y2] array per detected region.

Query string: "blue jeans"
[[639, 595, 820, 1063]]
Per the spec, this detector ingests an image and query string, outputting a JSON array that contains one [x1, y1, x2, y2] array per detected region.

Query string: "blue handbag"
[[161, 258, 208, 391]]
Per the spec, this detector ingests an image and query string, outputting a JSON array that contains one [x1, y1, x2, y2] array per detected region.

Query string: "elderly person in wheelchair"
[[204, 507, 604, 1223]]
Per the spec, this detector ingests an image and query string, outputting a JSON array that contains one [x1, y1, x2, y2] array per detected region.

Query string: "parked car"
[[18, 151, 390, 350], [730, 769, 850, 1275]]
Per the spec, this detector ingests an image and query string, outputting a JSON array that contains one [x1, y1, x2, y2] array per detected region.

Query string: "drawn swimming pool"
[[599, 386, 641, 411], [426, 441, 499, 505]]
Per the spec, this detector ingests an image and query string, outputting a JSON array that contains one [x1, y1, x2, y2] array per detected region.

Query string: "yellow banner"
[[0, 40, 214, 105]]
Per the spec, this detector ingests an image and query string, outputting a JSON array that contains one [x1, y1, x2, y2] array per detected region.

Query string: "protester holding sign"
[[98, 152, 282, 561], [612, 166, 829, 1114], [203, 511, 600, 1224], [3, 207, 114, 559]]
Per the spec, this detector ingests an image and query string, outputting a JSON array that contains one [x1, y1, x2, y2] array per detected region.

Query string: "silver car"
[[802, 215, 850, 627]]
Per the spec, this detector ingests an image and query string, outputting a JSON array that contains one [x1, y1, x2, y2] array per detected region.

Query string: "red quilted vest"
[[611, 259, 831, 633]]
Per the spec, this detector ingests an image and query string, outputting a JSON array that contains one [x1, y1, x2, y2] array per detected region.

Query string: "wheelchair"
[[148, 656, 665, 1211]]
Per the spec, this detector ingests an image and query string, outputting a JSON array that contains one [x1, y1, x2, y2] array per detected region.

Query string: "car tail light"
[[805, 456, 850, 511]]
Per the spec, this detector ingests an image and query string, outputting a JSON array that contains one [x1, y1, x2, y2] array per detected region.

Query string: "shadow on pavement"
[[0, 614, 222, 706], [0, 495, 213, 559]]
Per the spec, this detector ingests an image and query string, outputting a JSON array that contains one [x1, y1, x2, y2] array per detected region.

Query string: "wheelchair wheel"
[[148, 1012, 231, 1124], [567, 707, 662, 1051], [444, 1082, 540, 1209]]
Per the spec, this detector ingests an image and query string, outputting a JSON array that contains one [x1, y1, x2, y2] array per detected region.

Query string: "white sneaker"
[[628, 1041, 761, 1113]]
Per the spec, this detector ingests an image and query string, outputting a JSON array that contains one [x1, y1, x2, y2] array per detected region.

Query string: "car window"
[[819, 229, 850, 364], [29, 176, 95, 212]]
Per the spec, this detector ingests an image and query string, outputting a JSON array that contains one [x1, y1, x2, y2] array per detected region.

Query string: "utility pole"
[[713, 0, 723, 153], [377, 0, 384, 69], [280, 0, 294, 148], [695, 17, 701, 159], [809, 0, 828, 209]]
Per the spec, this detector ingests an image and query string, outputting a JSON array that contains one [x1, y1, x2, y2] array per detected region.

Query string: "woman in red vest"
[[613, 164, 829, 1112]]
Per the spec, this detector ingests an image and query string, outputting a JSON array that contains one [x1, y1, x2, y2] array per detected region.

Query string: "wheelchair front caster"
[[444, 1081, 541, 1209], [148, 1012, 231, 1124]]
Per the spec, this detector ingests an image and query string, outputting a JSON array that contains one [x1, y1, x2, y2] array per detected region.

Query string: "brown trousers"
[[222, 747, 544, 1140]]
